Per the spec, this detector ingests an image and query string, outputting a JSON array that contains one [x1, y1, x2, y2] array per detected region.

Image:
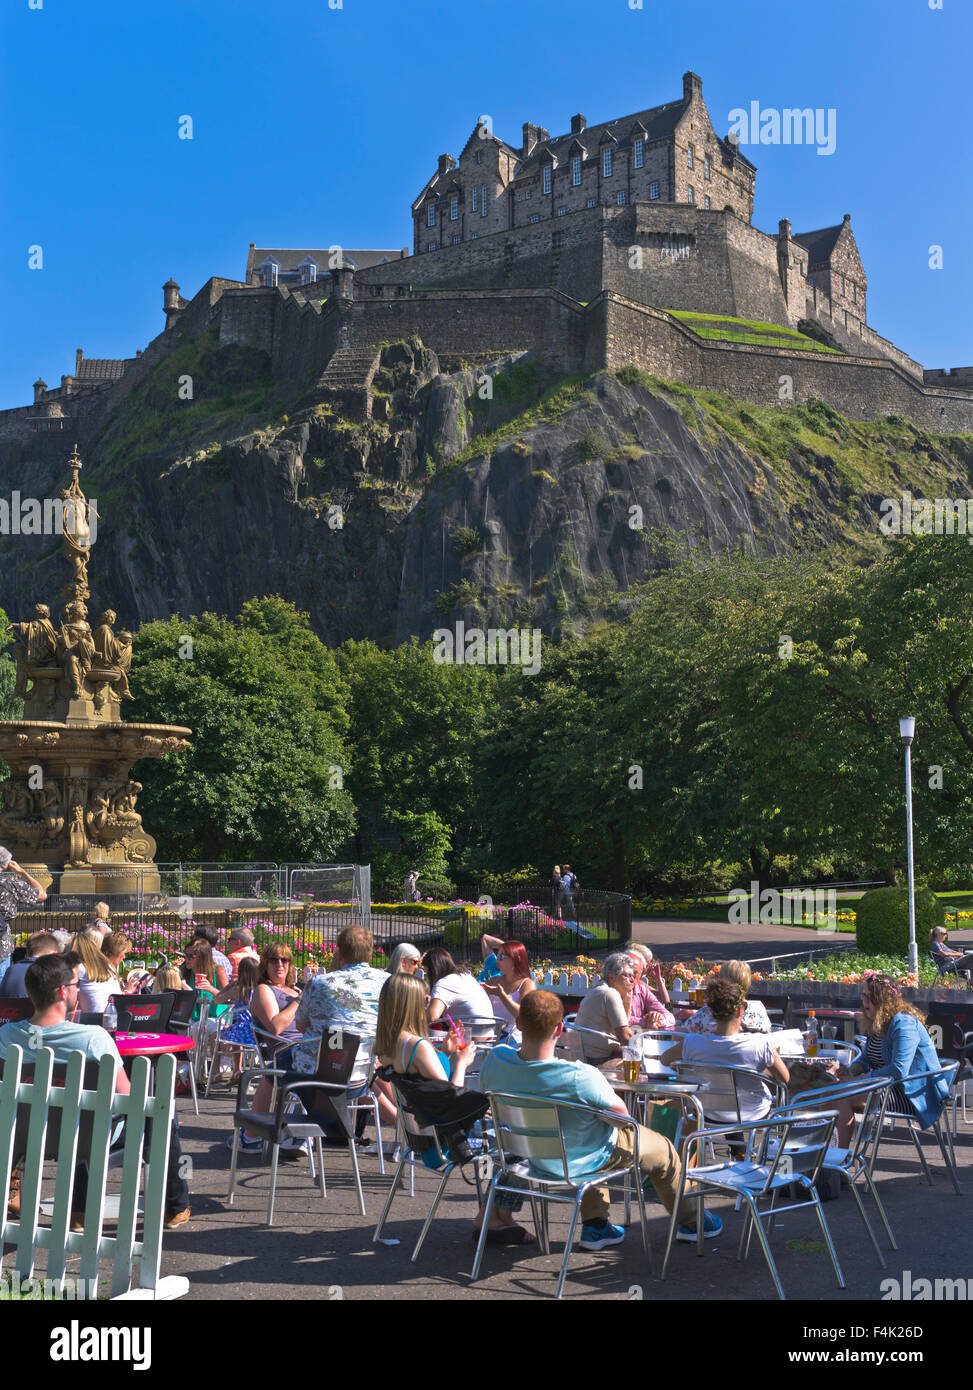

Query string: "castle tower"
[[33, 378, 47, 404], [163, 277, 182, 328]]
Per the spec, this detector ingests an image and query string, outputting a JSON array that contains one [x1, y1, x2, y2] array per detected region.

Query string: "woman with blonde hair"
[[101, 931, 139, 994], [68, 929, 116, 1014], [678, 959, 772, 1034], [857, 972, 949, 1125], [152, 961, 189, 992]]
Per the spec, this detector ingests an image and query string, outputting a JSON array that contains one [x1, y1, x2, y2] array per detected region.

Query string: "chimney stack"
[[570, 113, 587, 134], [683, 71, 703, 102], [437, 153, 456, 175], [842, 213, 851, 225], [33, 378, 47, 404], [522, 122, 539, 156]]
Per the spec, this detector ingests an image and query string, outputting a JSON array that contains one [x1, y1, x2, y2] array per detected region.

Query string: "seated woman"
[[662, 979, 789, 1122], [67, 930, 116, 1015], [101, 932, 139, 994], [182, 941, 221, 999], [571, 952, 637, 1064], [929, 926, 973, 976], [478, 931, 506, 982], [388, 942, 422, 976], [624, 944, 674, 1029], [230, 945, 305, 1154], [151, 961, 190, 993], [481, 940, 536, 1044], [676, 960, 772, 1035], [210, 957, 260, 1084], [375, 973, 532, 1245], [423, 948, 495, 1041]]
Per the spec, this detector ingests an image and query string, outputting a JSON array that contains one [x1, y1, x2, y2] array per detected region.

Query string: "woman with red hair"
[[482, 940, 535, 1042]]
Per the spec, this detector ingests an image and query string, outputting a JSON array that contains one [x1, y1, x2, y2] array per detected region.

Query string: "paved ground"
[[631, 917, 973, 963], [155, 1081, 971, 1304]]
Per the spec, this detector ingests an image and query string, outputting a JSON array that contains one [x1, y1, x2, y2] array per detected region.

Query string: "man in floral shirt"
[[290, 925, 389, 1140], [0, 847, 47, 990]]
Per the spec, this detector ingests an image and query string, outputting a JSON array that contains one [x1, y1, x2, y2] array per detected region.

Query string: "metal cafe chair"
[[556, 1023, 621, 1065], [372, 1074, 495, 1261], [881, 1061, 962, 1195], [660, 1109, 844, 1300], [472, 1090, 650, 1300], [769, 1077, 896, 1267], [671, 1061, 786, 1163]]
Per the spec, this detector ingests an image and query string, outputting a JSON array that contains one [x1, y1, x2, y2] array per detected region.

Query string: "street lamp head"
[[899, 716, 916, 745]]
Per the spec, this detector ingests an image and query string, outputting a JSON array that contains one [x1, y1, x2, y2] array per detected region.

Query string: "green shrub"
[[855, 886, 944, 955]]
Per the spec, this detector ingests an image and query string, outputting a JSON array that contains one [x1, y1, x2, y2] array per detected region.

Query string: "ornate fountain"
[[0, 446, 191, 893]]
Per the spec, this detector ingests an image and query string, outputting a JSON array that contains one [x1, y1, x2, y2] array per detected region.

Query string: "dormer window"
[[298, 257, 318, 285], [572, 155, 582, 186], [603, 148, 613, 177], [259, 257, 279, 287], [427, 205, 436, 227], [634, 138, 644, 169], [450, 196, 459, 220], [543, 165, 552, 194]]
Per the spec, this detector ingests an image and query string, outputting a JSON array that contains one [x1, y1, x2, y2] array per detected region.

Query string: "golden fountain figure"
[[0, 446, 191, 892]]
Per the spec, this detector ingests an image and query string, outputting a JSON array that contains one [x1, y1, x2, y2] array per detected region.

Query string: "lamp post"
[[899, 717, 918, 975]]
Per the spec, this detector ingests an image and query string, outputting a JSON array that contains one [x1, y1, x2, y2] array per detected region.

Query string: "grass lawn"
[[667, 309, 842, 354]]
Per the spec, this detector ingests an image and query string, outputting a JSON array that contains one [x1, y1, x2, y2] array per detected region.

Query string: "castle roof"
[[793, 223, 846, 267], [513, 101, 687, 178], [246, 246, 404, 283], [74, 356, 131, 383]]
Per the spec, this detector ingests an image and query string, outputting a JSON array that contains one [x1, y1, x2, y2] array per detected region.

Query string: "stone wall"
[[600, 292, 973, 432]]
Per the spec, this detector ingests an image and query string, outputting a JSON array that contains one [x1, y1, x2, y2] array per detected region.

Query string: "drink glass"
[[622, 1046, 641, 1084]]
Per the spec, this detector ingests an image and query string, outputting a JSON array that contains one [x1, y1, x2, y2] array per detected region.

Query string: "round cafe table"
[[114, 1032, 195, 1058]]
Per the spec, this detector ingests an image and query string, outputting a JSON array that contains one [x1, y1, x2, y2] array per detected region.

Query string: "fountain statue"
[[0, 446, 191, 892]]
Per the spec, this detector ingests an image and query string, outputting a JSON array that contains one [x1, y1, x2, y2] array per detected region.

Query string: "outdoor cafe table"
[[114, 1032, 195, 1058], [791, 1008, 859, 1045]]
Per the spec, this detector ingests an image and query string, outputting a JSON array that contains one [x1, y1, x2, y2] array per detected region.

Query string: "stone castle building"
[[3, 70, 972, 442]]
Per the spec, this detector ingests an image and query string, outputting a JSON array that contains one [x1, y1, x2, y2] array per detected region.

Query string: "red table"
[[114, 1032, 195, 1057]]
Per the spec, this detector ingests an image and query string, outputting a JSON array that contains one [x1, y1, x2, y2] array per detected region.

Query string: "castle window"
[[603, 148, 613, 177], [557, 206, 567, 216], [572, 155, 582, 186], [428, 205, 436, 227], [526, 190, 531, 199], [587, 198, 597, 208], [481, 185, 488, 215], [687, 185, 695, 204], [808, 276, 815, 288], [427, 242, 437, 252], [704, 155, 711, 180], [472, 233, 478, 239], [704, 195, 710, 209], [453, 235, 461, 244], [649, 181, 660, 199], [687, 144, 694, 169], [516, 191, 522, 202], [475, 151, 482, 165], [529, 214, 540, 223], [543, 165, 552, 194], [840, 274, 846, 295], [299, 258, 318, 284], [634, 138, 644, 169], [616, 191, 626, 205], [852, 281, 857, 304], [450, 196, 459, 220], [472, 187, 478, 212]]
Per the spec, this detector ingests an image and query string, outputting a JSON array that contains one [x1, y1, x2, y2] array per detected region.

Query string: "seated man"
[[0, 953, 190, 1230], [0, 930, 60, 998], [929, 926, 973, 977], [479, 989, 721, 1251], [288, 925, 391, 1142], [571, 952, 637, 1063], [226, 927, 260, 979]]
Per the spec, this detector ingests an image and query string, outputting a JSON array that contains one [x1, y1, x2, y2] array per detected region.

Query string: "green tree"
[[130, 611, 355, 862], [337, 638, 493, 881]]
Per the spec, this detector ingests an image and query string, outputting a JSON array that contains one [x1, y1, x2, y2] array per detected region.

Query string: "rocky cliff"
[[1, 333, 971, 642]]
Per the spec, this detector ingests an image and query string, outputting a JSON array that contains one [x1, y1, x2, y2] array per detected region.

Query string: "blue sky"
[[1, 0, 970, 409]]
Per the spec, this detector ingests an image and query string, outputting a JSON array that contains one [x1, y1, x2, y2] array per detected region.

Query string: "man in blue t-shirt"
[[0, 953, 190, 1229], [480, 990, 722, 1250]]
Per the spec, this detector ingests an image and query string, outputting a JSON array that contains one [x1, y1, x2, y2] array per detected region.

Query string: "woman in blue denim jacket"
[[859, 973, 949, 1128]]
